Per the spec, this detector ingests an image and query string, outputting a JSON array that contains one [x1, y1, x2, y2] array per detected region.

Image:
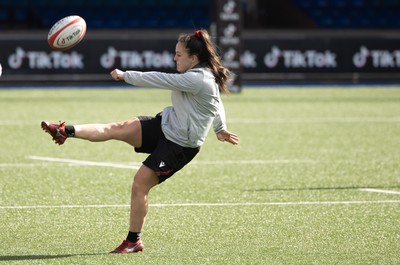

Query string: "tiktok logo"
[[220, 0, 240, 21], [353, 46, 400, 68], [8, 47, 84, 69], [100, 47, 175, 69], [264, 46, 337, 69], [264, 46, 281, 68]]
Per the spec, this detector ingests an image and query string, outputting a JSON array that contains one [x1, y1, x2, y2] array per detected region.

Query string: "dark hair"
[[178, 29, 231, 94]]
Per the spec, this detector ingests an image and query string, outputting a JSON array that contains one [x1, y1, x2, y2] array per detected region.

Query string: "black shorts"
[[135, 113, 200, 183]]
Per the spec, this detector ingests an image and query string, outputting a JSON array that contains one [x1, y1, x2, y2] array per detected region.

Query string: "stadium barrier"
[[1, 30, 400, 85]]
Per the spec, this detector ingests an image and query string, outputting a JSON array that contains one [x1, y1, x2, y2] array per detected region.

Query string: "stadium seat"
[[3, 0, 398, 30], [295, 0, 400, 28]]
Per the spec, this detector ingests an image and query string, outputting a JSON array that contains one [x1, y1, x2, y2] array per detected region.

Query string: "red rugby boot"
[[110, 239, 144, 254], [41, 121, 67, 145]]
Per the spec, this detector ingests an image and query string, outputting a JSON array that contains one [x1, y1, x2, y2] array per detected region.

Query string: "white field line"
[[191, 159, 317, 165], [359, 188, 400, 195], [0, 163, 50, 168], [23, 156, 316, 169], [1, 200, 400, 210], [1, 117, 399, 126], [229, 117, 400, 124], [28, 156, 141, 169]]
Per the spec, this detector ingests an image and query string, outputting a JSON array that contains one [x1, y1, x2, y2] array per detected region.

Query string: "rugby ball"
[[48, 15, 86, 51], [0, 64, 2, 77]]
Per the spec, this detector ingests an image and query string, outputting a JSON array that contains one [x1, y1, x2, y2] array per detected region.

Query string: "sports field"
[[0, 86, 399, 264]]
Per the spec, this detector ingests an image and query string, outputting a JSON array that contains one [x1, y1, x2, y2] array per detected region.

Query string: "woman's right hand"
[[110, 69, 125, 81]]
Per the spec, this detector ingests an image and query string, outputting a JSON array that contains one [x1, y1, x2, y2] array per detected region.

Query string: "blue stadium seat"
[[0, 9, 9, 21], [295, 0, 400, 28], [14, 8, 29, 22], [300, 0, 311, 7], [7, 0, 399, 30]]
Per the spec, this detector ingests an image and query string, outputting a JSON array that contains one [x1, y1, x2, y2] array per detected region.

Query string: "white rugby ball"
[[48, 15, 86, 51], [0, 64, 2, 77]]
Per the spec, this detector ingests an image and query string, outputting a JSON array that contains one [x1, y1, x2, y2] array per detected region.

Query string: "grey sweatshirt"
[[123, 66, 227, 148]]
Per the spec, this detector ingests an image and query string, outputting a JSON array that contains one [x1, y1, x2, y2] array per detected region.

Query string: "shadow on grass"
[[0, 252, 106, 261]]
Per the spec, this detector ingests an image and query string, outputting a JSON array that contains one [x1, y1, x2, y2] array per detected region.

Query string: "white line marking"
[[1, 117, 399, 126], [229, 117, 400, 124], [28, 156, 141, 169], [0, 163, 49, 168], [26, 156, 316, 170], [0, 204, 129, 209], [192, 159, 317, 165], [150, 200, 400, 207], [1, 200, 399, 209], [359, 188, 400, 195]]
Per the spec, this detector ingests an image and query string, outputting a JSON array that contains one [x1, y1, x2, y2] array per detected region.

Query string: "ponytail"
[[178, 29, 231, 94]]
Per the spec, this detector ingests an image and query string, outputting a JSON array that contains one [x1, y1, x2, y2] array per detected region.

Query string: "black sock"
[[65, 125, 75, 137], [127, 231, 141, 242]]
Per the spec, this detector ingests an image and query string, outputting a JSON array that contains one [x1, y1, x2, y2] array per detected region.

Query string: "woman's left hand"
[[217, 130, 239, 145]]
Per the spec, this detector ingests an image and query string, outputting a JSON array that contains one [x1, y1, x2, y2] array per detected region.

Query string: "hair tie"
[[195, 30, 202, 40]]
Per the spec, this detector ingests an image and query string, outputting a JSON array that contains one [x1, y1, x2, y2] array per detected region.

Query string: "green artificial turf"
[[0, 86, 399, 264]]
